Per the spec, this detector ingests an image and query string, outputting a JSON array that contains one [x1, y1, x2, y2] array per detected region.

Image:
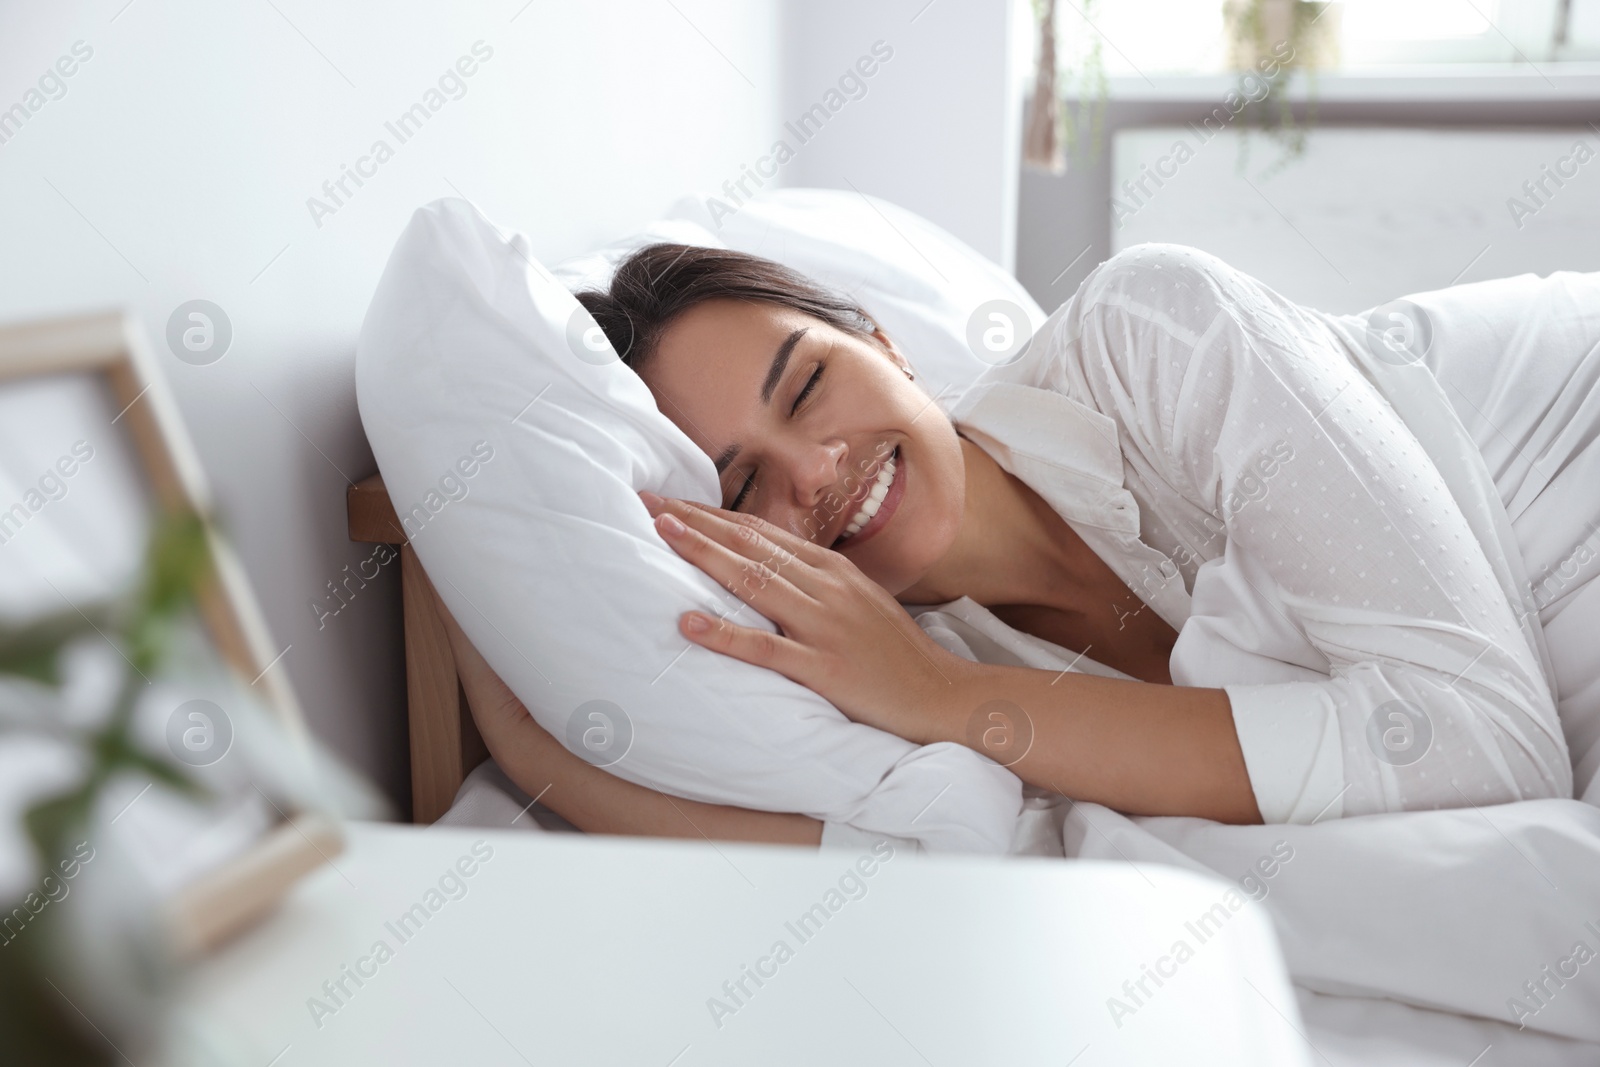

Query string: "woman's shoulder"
[[1076, 243, 1259, 313]]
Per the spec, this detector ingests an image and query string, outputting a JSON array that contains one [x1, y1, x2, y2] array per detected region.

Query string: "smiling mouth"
[[832, 444, 902, 549]]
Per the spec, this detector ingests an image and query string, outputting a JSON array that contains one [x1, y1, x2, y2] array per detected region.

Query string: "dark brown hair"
[[574, 243, 884, 373]]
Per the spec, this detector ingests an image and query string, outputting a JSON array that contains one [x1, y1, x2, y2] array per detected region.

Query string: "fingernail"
[[685, 612, 710, 633], [639, 489, 663, 508], [659, 513, 685, 535]]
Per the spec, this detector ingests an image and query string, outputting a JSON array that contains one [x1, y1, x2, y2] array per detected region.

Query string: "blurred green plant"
[[0, 508, 213, 1067]]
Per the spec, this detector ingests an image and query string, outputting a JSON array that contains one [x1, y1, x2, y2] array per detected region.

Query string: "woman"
[[435, 242, 1596, 846]]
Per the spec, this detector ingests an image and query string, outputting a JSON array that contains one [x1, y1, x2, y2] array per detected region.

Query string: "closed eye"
[[730, 471, 755, 511], [791, 363, 824, 413]]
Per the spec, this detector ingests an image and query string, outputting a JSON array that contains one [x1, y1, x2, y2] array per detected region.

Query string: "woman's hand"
[[637, 492, 1262, 823], [640, 490, 972, 744]]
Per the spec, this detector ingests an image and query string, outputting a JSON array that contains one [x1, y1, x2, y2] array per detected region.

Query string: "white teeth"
[[839, 450, 897, 541]]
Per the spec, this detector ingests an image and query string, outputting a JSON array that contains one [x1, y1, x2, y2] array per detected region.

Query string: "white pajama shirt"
[[912, 244, 1573, 826]]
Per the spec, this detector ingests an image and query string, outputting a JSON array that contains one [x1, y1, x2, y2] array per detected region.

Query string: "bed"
[[346, 467, 1600, 1065], [349, 190, 1600, 1064]]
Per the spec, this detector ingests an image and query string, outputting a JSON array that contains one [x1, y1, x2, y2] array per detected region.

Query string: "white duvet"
[[1065, 796, 1600, 1063], [893, 594, 1600, 1064]]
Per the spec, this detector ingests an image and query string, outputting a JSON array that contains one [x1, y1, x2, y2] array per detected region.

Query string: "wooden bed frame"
[[347, 473, 487, 823]]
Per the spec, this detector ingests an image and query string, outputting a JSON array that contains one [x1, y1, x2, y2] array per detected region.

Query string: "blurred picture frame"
[[0, 307, 305, 737], [0, 307, 339, 958]]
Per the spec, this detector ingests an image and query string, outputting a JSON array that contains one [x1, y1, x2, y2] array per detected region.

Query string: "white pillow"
[[665, 189, 1053, 404], [356, 195, 1040, 852]]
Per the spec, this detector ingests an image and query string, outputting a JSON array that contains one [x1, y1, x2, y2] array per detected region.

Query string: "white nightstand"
[[171, 822, 1311, 1065]]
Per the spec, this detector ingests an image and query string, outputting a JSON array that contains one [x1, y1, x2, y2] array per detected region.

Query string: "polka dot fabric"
[[1050, 245, 1570, 821]]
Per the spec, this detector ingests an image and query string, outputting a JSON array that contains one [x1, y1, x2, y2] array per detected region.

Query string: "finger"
[[649, 498, 820, 597], [665, 500, 843, 604], [652, 508, 813, 608], [681, 610, 805, 676], [676, 497, 834, 562], [639, 490, 824, 564]]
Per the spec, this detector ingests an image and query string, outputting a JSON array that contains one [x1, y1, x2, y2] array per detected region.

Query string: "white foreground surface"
[[170, 821, 1309, 1065]]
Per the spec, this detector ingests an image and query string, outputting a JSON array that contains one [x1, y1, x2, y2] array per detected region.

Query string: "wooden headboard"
[[347, 473, 488, 823]]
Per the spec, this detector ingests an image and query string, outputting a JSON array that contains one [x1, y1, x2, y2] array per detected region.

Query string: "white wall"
[[777, 0, 1024, 272], [0, 0, 782, 809]]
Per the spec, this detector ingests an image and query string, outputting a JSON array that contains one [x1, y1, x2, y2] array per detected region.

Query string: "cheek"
[[862, 417, 966, 594], [907, 430, 965, 552]]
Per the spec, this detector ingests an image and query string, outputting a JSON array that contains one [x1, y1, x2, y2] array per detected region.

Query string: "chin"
[[872, 512, 959, 598]]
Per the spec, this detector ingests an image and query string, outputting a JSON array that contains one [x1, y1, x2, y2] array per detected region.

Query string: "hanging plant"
[[1023, 0, 1108, 172], [1223, 0, 1342, 177], [1022, 0, 1063, 171], [1061, 0, 1109, 166]]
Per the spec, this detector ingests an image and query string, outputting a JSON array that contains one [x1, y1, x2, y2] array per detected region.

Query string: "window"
[[1048, 0, 1600, 77]]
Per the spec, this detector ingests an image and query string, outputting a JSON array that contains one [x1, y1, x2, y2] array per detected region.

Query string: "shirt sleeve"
[[1065, 244, 1572, 821]]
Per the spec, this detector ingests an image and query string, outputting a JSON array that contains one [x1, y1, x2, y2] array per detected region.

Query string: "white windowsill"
[[1068, 63, 1600, 103]]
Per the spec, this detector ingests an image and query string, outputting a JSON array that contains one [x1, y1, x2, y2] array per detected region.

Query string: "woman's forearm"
[[430, 578, 823, 847], [480, 703, 824, 846], [924, 661, 1263, 824]]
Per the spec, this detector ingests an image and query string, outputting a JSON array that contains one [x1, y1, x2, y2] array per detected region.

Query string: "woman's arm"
[[429, 581, 823, 847], [642, 493, 1264, 823], [915, 664, 1263, 824], [1071, 245, 1569, 819]]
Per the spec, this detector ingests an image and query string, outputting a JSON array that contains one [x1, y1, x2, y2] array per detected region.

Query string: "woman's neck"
[[897, 434, 1094, 615], [899, 433, 1180, 684]]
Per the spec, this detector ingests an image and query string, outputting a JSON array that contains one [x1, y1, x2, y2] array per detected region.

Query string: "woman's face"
[[642, 298, 965, 596]]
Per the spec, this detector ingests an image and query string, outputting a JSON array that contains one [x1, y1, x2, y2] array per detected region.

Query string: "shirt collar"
[[945, 379, 1140, 536], [942, 377, 1193, 630]]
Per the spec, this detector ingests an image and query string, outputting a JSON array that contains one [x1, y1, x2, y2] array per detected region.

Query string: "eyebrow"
[[713, 327, 808, 476]]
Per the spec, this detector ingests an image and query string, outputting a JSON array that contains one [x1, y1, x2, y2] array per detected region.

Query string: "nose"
[[791, 437, 850, 511]]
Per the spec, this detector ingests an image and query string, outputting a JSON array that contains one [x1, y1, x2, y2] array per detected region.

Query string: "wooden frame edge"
[[0, 308, 308, 740]]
